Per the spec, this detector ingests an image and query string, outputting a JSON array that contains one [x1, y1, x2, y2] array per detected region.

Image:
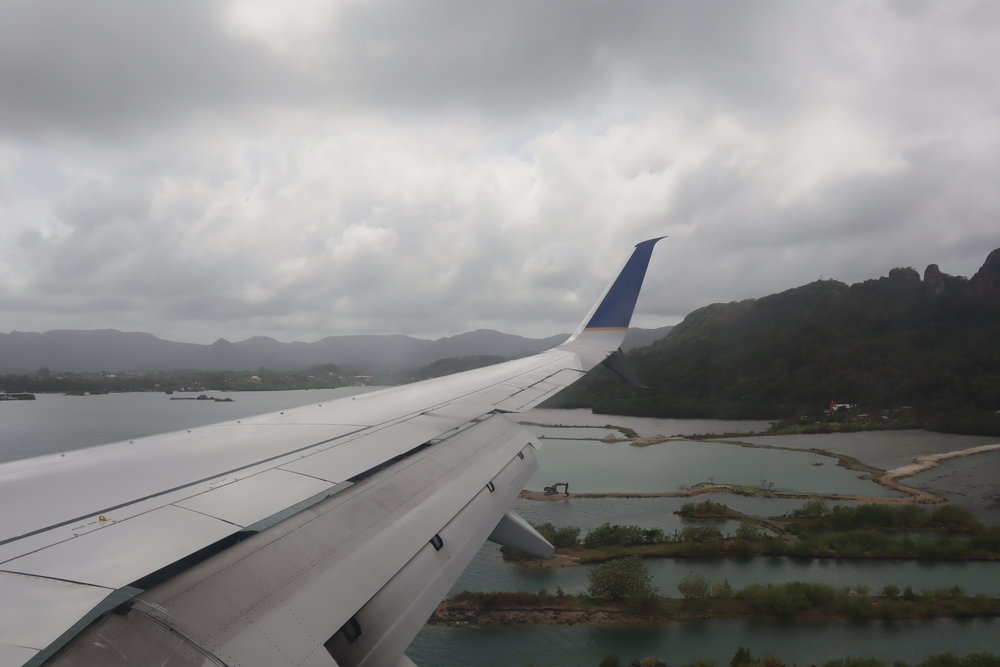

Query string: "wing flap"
[[0, 573, 113, 653], [0, 423, 361, 544], [174, 469, 335, 527], [0, 646, 37, 665], [277, 421, 442, 483], [3, 505, 235, 588]]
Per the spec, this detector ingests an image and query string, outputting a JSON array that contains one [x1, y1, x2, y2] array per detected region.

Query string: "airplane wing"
[[0, 238, 663, 667]]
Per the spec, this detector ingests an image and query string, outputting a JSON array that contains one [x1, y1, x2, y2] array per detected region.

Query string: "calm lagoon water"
[[742, 429, 1000, 471], [513, 495, 755, 534], [451, 541, 1000, 597], [908, 449, 1000, 523], [528, 436, 899, 496]]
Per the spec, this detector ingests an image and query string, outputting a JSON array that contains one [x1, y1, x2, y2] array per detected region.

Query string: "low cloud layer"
[[2, 1, 998, 342]]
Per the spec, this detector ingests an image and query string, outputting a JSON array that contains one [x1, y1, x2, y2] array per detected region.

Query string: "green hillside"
[[547, 250, 1000, 434]]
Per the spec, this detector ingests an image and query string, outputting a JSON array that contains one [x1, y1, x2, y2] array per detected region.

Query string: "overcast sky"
[[2, 1, 998, 343]]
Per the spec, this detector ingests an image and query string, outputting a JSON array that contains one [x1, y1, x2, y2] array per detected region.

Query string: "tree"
[[586, 556, 657, 602], [677, 573, 711, 599], [930, 505, 981, 532], [791, 499, 828, 519], [712, 579, 735, 598], [882, 584, 900, 600], [532, 522, 581, 548], [681, 525, 724, 543], [730, 646, 755, 667], [736, 520, 766, 541]]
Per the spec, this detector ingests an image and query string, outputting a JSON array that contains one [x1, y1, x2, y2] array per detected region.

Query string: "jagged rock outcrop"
[[971, 248, 1000, 297], [888, 267, 921, 284], [923, 264, 946, 295]]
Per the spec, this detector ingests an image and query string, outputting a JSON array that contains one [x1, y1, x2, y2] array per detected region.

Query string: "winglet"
[[565, 237, 664, 344]]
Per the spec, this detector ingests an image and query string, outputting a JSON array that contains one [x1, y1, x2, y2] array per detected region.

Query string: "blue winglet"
[[583, 237, 664, 330]]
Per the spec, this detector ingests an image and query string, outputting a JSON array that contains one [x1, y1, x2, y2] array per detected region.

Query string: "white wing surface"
[[0, 238, 663, 667]]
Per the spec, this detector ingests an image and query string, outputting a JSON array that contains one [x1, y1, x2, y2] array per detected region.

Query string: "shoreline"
[[432, 594, 1000, 627], [522, 432, 1000, 505], [884, 443, 1000, 480]]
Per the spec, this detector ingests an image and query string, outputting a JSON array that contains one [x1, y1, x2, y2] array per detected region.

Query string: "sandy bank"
[[885, 443, 1000, 480], [521, 483, 942, 505]]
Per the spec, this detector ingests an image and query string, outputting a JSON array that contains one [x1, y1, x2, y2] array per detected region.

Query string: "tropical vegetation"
[[545, 263, 1000, 434]]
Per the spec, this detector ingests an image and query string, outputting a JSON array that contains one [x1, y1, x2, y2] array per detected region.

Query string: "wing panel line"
[[0, 425, 373, 549]]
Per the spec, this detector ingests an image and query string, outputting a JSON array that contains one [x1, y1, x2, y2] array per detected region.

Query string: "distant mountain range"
[[0, 326, 673, 374]]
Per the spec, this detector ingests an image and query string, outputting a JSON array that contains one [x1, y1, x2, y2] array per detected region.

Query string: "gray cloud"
[[0, 0, 998, 343]]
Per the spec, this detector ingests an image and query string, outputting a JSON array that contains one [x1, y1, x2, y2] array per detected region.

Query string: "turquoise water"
[[409, 618, 1000, 667]]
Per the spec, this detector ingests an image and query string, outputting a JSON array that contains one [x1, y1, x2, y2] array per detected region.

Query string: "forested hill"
[[547, 248, 1000, 424]]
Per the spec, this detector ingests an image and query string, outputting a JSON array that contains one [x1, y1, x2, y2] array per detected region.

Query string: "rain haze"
[[2, 0, 998, 344]]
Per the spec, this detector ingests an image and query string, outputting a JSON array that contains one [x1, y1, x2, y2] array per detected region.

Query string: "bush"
[[730, 646, 754, 667], [553, 525, 581, 547], [533, 522, 581, 548], [736, 520, 766, 541], [587, 556, 658, 602], [930, 505, 982, 532], [739, 583, 811, 617], [712, 579, 735, 598], [681, 525, 724, 543], [791, 499, 828, 519], [584, 523, 664, 548], [679, 499, 736, 516], [677, 573, 711, 599]]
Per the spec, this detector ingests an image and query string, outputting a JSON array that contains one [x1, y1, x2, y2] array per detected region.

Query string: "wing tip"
[[581, 236, 665, 330]]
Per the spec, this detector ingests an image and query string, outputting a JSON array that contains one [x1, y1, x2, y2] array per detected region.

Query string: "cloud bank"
[[1, 0, 998, 342]]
